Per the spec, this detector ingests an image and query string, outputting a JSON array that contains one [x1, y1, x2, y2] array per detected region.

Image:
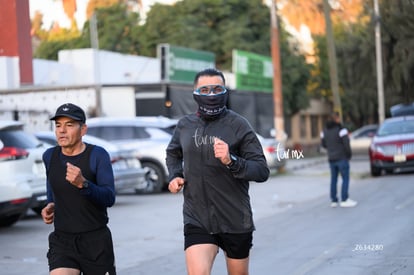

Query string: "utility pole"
[[90, 12, 102, 117], [322, 0, 342, 121], [270, 0, 285, 141], [374, 0, 385, 123]]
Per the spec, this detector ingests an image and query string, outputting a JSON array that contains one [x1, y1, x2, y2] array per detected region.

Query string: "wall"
[[101, 87, 136, 117], [58, 49, 160, 85], [0, 86, 96, 133], [0, 85, 141, 132], [0, 0, 33, 84], [287, 98, 332, 154], [33, 59, 74, 85], [0, 57, 20, 88]]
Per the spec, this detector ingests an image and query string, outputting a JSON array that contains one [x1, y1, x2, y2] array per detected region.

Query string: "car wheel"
[[370, 165, 381, 177], [136, 162, 165, 194], [0, 214, 22, 227]]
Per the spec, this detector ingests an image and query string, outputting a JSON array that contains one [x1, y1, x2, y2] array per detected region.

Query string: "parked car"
[[256, 134, 286, 171], [82, 116, 178, 193], [35, 131, 149, 194], [369, 116, 414, 176], [0, 138, 33, 227], [0, 121, 47, 223], [349, 124, 378, 154], [390, 103, 414, 117]]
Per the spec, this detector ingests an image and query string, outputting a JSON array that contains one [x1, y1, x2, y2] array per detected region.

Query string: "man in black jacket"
[[321, 112, 357, 208], [166, 68, 269, 275]]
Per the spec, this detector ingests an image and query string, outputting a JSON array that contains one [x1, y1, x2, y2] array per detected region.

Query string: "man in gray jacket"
[[166, 68, 269, 275], [321, 112, 357, 208]]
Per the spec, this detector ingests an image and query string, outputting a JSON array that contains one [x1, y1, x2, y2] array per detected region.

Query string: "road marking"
[[395, 196, 414, 210], [291, 244, 345, 275]]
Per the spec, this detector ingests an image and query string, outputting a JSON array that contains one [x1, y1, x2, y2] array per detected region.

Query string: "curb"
[[285, 156, 327, 171]]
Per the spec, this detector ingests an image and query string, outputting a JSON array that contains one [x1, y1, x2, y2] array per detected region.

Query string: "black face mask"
[[193, 92, 228, 119]]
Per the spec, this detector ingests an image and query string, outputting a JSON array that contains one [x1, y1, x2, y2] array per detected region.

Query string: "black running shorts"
[[47, 226, 116, 275], [184, 224, 253, 259]]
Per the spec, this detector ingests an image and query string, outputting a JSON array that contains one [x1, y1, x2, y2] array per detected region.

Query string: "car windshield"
[[377, 119, 414, 136]]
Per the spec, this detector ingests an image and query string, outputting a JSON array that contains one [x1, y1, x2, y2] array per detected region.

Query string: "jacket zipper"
[[200, 120, 214, 234]]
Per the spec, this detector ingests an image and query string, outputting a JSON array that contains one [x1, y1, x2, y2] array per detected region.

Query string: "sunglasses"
[[193, 85, 227, 96]]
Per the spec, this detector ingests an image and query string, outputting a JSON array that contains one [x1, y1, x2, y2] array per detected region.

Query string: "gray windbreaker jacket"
[[166, 109, 269, 234]]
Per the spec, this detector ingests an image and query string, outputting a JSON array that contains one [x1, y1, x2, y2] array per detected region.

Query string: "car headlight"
[[370, 143, 384, 154]]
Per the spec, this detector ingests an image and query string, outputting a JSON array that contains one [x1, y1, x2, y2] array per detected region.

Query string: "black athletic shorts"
[[47, 226, 116, 275], [184, 224, 253, 259]]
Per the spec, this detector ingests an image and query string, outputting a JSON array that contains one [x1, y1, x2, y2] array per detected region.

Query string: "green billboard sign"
[[158, 44, 215, 84], [232, 50, 273, 93]]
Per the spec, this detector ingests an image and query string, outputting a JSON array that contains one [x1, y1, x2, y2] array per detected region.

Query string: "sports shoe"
[[340, 198, 358, 207], [331, 202, 338, 208]]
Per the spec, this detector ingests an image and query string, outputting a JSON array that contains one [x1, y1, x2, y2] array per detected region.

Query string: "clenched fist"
[[41, 202, 55, 224], [168, 177, 185, 193]]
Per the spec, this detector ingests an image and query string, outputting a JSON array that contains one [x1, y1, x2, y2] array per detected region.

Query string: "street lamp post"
[[322, 0, 342, 121], [270, 0, 285, 141], [90, 12, 102, 117], [374, 0, 385, 123]]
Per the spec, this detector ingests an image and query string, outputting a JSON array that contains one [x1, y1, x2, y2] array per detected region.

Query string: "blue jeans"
[[329, 159, 350, 202]]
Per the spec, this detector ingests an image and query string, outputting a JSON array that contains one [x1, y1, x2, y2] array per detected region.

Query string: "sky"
[[29, 0, 177, 29]]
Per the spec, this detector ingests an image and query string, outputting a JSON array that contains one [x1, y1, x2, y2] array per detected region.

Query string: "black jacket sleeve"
[[228, 121, 269, 183], [166, 122, 184, 182]]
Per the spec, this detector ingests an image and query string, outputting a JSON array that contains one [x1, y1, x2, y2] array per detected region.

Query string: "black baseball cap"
[[50, 103, 86, 123]]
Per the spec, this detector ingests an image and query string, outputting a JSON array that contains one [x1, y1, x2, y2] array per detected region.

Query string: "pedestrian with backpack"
[[41, 103, 117, 274]]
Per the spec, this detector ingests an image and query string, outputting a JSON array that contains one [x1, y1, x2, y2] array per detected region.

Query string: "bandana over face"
[[193, 92, 228, 119]]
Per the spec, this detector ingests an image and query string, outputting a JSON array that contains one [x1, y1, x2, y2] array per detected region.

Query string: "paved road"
[[1, 156, 413, 275], [120, 156, 414, 275]]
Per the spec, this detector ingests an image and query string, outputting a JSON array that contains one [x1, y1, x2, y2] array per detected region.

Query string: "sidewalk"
[[284, 155, 327, 171], [282, 153, 371, 178]]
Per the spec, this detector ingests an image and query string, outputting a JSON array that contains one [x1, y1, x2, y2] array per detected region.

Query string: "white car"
[[0, 121, 47, 226], [350, 124, 378, 154], [35, 131, 149, 194], [256, 134, 287, 172], [87, 116, 285, 187], [0, 139, 32, 227], [86, 116, 178, 194]]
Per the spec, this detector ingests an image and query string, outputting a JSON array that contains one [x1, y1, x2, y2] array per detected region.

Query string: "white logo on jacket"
[[193, 128, 218, 148]]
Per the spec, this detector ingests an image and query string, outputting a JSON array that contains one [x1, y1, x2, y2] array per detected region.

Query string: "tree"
[[140, 0, 310, 115], [140, 0, 271, 69], [61, 0, 77, 28], [34, 3, 142, 59], [335, 20, 378, 127], [311, 0, 414, 127], [136, 3, 179, 57], [380, 0, 414, 105], [310, 4, 380, 127], [279, 0, 365, 35], [84, 4, 141, 53], [33, 0, 311, 116]]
